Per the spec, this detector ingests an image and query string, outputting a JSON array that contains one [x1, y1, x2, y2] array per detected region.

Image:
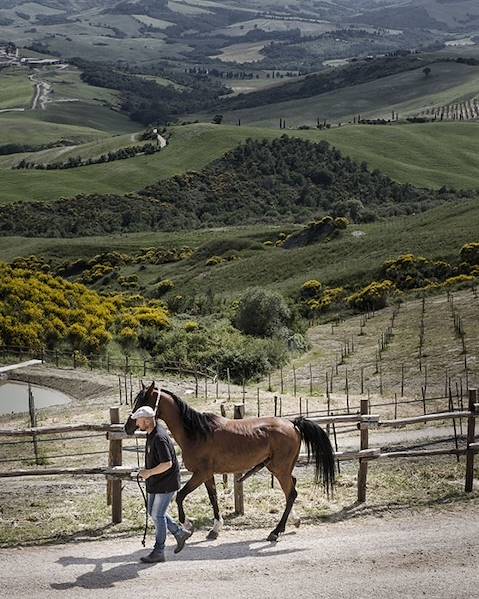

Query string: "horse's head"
[[124, 381, 159, 435]]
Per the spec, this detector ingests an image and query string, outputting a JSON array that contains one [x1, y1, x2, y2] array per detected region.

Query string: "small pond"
[[0, 381, 71, 416]]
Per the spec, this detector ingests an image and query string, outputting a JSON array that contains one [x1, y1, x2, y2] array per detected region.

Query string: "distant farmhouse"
[[0, 42, 19, 65], [0, 42, 61, 67]]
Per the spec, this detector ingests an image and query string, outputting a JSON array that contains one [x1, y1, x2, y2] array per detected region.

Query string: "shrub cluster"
[[13, 143, 161, 171]]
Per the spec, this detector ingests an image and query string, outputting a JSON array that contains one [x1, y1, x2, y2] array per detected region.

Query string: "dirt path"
[[1, 507, 477, 598], [30, 76, 51, 110]]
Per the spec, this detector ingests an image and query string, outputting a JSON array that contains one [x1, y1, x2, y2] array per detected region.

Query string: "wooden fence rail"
[[0, 389, 477, 525]]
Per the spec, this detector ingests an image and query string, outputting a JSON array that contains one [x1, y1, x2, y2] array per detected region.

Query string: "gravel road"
[[2, 507, 478, 599]]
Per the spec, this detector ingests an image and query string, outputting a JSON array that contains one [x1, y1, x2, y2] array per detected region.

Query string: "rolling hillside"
[[0, 122, 478, 204], [210, 60, 479, 128], [0, 198, 476, 299]]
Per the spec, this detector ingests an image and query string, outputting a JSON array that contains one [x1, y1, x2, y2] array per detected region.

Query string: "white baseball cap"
[[130, 406, 156, 419]]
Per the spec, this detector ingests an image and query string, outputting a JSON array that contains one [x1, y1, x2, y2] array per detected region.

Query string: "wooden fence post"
[[465, 388, 477, 492], [28, 384, 40, 465], [234, 404, 245, 515], [109, 407, 123, 523], [357, 398, 369, 503]]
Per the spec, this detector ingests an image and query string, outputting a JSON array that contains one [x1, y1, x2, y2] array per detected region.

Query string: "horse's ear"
[[146, 381, 155, 396], [140, 380, 146, 390]]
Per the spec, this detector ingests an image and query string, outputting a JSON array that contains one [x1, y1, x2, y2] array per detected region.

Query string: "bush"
[[152, 279, 175, 296], [382, 254, 441, 289], [460, 242, 479, 265], [0, 263, 118, 353], [347, 280, 396, 311], [206, 256, 224, 267], [443, 275, 475, 288], [301, 279, 322, 299], [334, 217, 349, 230], [150, 321, 288, 382], [234, 288, 291, 337]]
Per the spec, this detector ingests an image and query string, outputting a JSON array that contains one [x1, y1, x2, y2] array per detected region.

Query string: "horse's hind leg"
[[204, 477, 223, 540], [267, 472, 298, 543]]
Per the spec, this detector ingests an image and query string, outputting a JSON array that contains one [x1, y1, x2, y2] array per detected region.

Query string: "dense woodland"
[[0, 137, 472, 237], [73, 59, 229, 125]]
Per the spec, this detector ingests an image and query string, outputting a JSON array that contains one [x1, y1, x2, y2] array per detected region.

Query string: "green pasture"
[[210, 61, 479, 127], [0, 112, 110, 146], [0, 68, 34, 110], [0, 121, 478, 203], [0, 199, 477, 299]]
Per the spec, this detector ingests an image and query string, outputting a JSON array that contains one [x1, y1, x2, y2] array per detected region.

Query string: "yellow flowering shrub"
[[347, 280, 395, 311], [460, 242, 479, 265]]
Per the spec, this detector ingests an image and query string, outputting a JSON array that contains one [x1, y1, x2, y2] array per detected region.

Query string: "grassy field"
[[0, 132, 148, 168], [0, 198, 477, 299], [0, 121, 478, 203], [210, 61, 479, 128], [0, 68, 35, 110], [214, 41, 270, 63], [41, 67, 120, 105], [0, 112, 111, 146], [0, 63, 137, 152], [105, 198, 479, 298]]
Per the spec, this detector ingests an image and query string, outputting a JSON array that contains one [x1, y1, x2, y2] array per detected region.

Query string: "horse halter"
[[152, 386, 162, 417]]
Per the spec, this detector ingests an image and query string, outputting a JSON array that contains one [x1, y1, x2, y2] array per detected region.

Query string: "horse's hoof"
[[294, 519, 301, 528], [206, 530, 218, 540], [267, 532, 279, 542]]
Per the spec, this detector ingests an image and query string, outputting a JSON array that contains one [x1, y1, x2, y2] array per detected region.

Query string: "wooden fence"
[[0, 389, 477, 525]]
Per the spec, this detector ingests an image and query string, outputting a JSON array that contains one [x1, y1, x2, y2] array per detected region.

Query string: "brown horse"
[[125, 383, 335, 542]]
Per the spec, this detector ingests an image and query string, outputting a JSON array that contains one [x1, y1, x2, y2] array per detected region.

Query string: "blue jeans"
[[147, 492, 182, 552]]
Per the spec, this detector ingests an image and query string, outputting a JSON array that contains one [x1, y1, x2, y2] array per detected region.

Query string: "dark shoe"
[[140, 551, 165, 563], [174, 528, 193, 554]]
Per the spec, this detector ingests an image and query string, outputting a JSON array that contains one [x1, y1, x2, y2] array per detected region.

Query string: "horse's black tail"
[[293, 417, 335, 496]]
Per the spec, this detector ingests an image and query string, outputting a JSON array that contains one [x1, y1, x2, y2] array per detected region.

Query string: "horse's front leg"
[[176, 471, 209, 533], [204, 477, 223, 540]]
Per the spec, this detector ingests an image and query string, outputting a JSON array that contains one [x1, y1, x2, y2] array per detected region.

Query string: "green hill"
[[0, 198, 477, 299], [210, 61, 479, 128], [0, 122, 478, 204], [0, 67, 35, 110], [0, 135, 473, 237]]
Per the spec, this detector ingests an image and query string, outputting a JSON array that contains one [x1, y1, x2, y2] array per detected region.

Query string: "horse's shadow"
[[50, 533, 304, 590]]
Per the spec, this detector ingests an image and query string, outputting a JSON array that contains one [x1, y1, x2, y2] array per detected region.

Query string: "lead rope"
[[136, 472, 148, 547], [135, 436, 147, 546]]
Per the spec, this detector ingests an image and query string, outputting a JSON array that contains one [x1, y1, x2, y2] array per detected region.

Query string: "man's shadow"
[[50, 534, 305, 590]]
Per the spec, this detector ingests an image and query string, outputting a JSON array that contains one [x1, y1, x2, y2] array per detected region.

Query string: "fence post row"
[[233, 404, 245, 515], [2, 392, 478, 525]]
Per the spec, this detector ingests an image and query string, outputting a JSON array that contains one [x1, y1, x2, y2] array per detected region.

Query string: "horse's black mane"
[[166, 389, 218, 441]]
